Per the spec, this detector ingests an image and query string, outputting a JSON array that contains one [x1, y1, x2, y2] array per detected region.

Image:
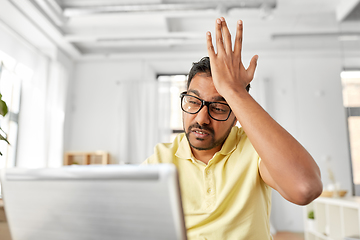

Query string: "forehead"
[[188, 73, 220, 99]]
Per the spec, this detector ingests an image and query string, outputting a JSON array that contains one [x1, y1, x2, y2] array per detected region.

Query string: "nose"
[[194, 105, 211, 125]]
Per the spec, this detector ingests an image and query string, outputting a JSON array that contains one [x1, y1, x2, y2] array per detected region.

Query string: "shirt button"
[[207, 188, 213, 194], [206, 170, 211, 175]]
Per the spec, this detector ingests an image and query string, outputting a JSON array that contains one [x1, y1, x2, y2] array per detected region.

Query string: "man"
[[143, 17, 322, 239]]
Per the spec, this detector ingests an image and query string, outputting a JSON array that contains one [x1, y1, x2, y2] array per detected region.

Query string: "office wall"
[[65, 48, 355, 231], [64, 57, 198, 164], [254, 51, 351, 231]]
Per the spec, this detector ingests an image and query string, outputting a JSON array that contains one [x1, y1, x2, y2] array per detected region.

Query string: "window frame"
[[341, 70, 360, 196], [156, 74, 187, 141]]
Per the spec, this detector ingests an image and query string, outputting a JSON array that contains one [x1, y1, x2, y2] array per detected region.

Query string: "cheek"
[[182, 113, 191, 129], [214, 122, 232, 135], [211, 122, 220, 132], [183, 113, 194, 124]]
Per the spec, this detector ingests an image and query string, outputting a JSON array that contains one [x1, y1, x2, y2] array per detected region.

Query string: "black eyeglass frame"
[[180, 91, 232, 121]]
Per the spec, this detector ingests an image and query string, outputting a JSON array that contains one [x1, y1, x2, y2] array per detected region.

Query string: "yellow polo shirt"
[[143, 126, 272, 240]]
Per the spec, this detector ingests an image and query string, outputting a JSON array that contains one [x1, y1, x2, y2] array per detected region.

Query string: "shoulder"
[[227, 126, 259, 163], [234, 125, 247, 138], [143, 133, 187, 164], [225, 126, 250, 149], [234, 126, 254, 149]]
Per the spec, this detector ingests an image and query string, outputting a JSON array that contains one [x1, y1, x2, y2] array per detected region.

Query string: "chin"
[[190, 141, 214, 151]]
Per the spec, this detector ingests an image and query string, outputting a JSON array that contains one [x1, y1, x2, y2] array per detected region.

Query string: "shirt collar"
[[218, 126, 238, 155], [175, 134, 193, 160]]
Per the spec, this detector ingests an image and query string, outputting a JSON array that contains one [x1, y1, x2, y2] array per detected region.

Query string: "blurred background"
[[0, 0, 360, 236]]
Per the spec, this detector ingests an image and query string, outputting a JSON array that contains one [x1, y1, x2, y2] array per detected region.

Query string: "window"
[[0, 50, 32, 197], [157, 74, 187, 142], [341, 70, 360, 195]]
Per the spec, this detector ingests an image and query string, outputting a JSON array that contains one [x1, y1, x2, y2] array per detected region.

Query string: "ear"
[[232, 116, 237, 127]]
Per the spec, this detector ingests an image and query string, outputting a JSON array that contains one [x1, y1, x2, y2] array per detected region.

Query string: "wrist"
[[227, 85, 249, 97]]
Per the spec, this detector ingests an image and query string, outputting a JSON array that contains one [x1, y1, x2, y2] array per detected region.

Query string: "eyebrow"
[[187, 89, 227, 102], [212, 95, 227, 102]]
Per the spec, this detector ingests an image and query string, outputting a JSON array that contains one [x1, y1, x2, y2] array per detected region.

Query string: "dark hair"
[[187, 56, 250, 92]]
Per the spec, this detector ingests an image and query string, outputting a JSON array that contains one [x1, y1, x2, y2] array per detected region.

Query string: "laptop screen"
[[1, 164, 187, 240]]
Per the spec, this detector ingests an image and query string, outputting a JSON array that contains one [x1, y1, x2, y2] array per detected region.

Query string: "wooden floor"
[[273, 231, 305, 240], [0, 222, 11, 240]]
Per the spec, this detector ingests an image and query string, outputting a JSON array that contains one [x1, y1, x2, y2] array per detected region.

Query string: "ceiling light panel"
[[57, 0, 162, 8], [59, 0, 276, 17]]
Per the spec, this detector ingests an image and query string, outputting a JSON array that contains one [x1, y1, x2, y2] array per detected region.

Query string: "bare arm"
[[206, 17, 322, 205]]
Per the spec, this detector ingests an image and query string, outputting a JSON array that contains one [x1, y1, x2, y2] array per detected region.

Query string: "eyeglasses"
[[180, 92, 232, 121]]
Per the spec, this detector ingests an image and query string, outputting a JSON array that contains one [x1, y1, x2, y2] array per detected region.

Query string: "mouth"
[[191, 129, 210, 138]]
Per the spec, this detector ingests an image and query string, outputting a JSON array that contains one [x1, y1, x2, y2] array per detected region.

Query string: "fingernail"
[[217, 19, 221, 24], [220, 17, 225, 22], [238, 20, 242, 25], [207, 31, 211, 36]]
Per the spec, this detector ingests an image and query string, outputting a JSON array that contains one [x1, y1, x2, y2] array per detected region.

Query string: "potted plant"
[[0, 62, 9, 155], [307, 210, 315, 231]]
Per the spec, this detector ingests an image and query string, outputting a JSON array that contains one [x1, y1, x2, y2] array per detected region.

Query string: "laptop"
[[0, 164, 187, 240]]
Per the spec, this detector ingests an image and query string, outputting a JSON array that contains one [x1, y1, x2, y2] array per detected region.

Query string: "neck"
[[191, 145, 222, 164]]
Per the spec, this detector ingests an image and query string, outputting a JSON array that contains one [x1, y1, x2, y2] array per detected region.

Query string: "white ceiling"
[[0, 0, 359, 60]]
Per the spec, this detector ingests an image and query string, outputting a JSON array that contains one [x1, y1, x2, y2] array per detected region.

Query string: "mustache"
[[187, 123, 214, 135]]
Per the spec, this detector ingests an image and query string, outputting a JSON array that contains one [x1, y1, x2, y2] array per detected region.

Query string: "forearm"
[[205, 17, 322, 204], [225, 88, 322, 204]]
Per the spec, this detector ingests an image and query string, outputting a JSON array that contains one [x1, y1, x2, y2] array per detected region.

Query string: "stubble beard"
[[184, 121, 235, 151]]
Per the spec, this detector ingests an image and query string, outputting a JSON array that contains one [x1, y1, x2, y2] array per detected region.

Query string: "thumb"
[[247, 55, 258, 80]]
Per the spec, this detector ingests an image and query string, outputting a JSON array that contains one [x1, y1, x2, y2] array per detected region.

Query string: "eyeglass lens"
[[181, 95, 231, 121]]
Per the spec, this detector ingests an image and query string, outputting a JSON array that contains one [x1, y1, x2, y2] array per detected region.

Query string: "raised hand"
[[206, 17, 258, 97]]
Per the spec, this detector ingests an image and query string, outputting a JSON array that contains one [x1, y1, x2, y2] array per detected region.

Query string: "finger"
[[247, 55, 259, 80], [206, 31, 216, 59], [233, 20, 243, 59], [215, 18, 225, 55], [220, 17, 232, 55]]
